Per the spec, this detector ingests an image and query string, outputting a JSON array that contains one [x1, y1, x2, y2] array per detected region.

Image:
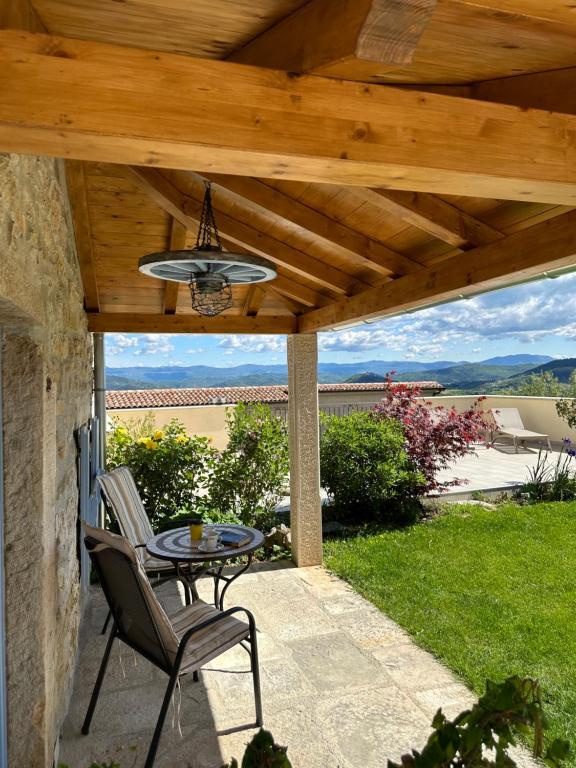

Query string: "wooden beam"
[[122, 166, 360, 296], [299, 210, 576, 332], [273, 275, 333, 308], [267, 286, 304, 315], [472, 69, 576, 117], [206, 174, 420, 276], [242, 285, 266, 317], [87, 313, 297, 334], [2, 32, 576, 204], [162, 218, 187, 314], [230, 0, 437, 79], [64, 161, 100, 312], [0, 0, 46, 32], [363, 189, 504, 248]]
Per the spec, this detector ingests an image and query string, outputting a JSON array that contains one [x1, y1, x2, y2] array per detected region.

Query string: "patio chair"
[[490, 408, 552, 453], [98, 466, 189, 634], [82, 523, 262, 768]]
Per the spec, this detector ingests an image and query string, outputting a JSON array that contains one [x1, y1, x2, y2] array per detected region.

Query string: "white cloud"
[[318, 273, 576, 358], [217, 335, 287, 355], [106, 334, 139, 356]]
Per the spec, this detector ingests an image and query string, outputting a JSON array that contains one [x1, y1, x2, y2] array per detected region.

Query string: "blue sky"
[[105, 273, 576, 367]]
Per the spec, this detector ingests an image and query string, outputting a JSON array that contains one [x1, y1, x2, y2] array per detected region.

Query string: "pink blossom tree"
[[373, 375, 488, 493]]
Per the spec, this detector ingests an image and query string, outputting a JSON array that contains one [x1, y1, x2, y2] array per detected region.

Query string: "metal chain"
[[195, 181, 222, 251]]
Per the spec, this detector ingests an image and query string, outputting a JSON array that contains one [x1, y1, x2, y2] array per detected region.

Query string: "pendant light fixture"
[[139, 182, 277, 316]]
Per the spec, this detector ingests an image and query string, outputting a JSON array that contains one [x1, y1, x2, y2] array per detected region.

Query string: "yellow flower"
[[137, 437, 148, 445], [116, 427, 128, 436], [153, 430, 164, 441], [145, 438, 158, 450], [175, 435, 188, 444]]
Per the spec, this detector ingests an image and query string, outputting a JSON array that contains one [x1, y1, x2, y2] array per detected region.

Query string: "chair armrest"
[[173, 606, 255, 671]]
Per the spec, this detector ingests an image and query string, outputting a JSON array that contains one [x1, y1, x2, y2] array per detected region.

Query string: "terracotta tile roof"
[[106, 381, 444, 410]]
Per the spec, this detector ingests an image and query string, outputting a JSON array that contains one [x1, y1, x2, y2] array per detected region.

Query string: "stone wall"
[[0, 154, 93, 766]]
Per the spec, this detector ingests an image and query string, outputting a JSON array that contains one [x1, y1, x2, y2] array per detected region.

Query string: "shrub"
[[390, 676, 569, 768], [106, 417, 216, 528], [373, 377, 487, 493], [522, 442, 576, 502], [320, 410, 425, 525], [207, 403, 289, 530]]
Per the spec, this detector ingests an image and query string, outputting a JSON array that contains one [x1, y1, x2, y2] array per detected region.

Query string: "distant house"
[[106, 382, 445, 447]]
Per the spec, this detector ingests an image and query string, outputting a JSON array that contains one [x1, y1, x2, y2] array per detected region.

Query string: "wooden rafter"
[[273, 275, 333, 309], [87, 313, 298, 334], [362, 189, 504, 248], [2, 32, 576, 204], [230, 0, 437, 79], [65, 161, 100, 312], [242, 285, 266, 317], [206, 174, 420, 277], [121, 166, 363, 296], [162, 218, 187, 314], [299, 209, 576, 332], [266, 286, 304, 316]]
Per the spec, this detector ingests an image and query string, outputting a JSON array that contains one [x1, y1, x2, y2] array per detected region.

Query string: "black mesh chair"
[[82, 523, 263, 768]]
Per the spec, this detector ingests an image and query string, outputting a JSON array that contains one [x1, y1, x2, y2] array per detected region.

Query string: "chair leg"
[[82, 626, 116, 735], [144, 670, 180, 768], [248, 620, 263, 727], [100, 609, 111, 636]]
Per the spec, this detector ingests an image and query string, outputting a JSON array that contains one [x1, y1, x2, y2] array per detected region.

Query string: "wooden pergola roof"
[[2, 1, 576, 334]]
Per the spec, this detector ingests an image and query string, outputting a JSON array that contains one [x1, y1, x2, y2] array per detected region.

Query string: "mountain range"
[[106, 354, 555, 391]]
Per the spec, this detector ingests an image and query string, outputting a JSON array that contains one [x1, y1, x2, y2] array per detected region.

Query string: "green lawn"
[[324, 502, 576, 755]]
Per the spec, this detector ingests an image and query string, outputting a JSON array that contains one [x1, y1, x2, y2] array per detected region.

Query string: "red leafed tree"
[[373, 375, 488, 493]]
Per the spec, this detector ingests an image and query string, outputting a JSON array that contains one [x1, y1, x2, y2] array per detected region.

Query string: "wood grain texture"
[[230, 0, 437, 75], [162, 218, 186, 314], [206, 174, 419, 277], [64, 161, 100, 311], [366, 189, 504, 248], [3, 32, 576, 204], [299, 210, 576, 331], [87, 312, 298, 333]]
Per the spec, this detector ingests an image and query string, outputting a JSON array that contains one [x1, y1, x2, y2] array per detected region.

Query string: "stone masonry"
[[0, 153, 93, 766]]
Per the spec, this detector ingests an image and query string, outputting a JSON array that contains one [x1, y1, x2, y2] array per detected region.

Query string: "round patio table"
[[146, 524, 264, 610]]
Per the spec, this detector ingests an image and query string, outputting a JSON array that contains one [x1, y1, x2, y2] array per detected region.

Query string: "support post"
[[93, 333, 106, 525], [287, 334, 322, 567]]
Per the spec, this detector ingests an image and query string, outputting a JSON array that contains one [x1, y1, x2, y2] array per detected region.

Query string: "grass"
[[324, 501, 576, 755]]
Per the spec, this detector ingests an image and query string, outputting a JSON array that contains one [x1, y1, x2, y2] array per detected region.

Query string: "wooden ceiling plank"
[[230, 0, 437, 76], [299, 209, 576, 332], [64, 160, 100, 312], [122, 166, 361, 296], [87, 313, 298, 334], [162, 218, 187, 314], [366, 189, 504, 248], [3, 31, 576, 204], [206, 173, 420, 277]]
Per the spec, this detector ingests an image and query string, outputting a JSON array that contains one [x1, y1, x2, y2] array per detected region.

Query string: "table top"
[[146, 523, 264, 563]]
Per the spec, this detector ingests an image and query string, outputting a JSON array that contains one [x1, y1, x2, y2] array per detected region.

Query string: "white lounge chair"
[[490, 408, 552, 453]]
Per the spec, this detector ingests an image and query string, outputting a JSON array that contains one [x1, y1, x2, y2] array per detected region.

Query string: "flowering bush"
[[320, 410, 425, 525], [207, 403, 289, 529], [107, 416, 216, 528], [373, 376, 488, 493]]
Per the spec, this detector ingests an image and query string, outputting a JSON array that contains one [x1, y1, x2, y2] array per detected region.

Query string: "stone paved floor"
[[59, 564, 533, 768]]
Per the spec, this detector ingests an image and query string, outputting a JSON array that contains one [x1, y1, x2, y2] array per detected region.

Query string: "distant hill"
[[396, 363, 539, 389], [509, 357, 576, 384], [105, 354, 554, 391], [480, 354, 553, 367], [345, 372, 387, 384]]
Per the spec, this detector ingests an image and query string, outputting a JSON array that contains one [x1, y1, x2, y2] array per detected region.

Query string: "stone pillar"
[[287, 334, 322, 566]]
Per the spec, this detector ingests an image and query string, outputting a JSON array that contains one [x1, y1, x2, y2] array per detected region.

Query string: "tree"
[[373, 376, 487, 493], [515, 371, 564, 397]]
